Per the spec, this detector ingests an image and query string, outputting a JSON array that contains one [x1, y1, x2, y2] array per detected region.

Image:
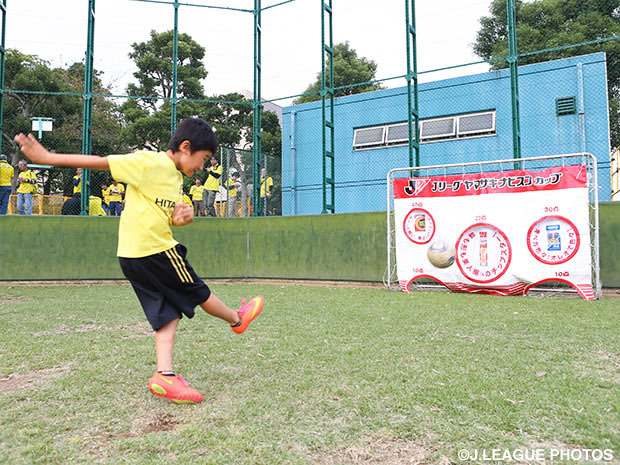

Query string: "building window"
[[421, 117, 456, 140], [385, 123, 409, 145], [353, 126, 385, 147], [353, 110, 496, 149]]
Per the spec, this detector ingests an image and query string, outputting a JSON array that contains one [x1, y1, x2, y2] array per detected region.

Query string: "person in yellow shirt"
[[73, 168, 82, 194], [226, 171, 242, 217], [189, 177, 205, 217], [16, 160, 37, 215], [0, 154, 14, 215], [259, 168, 274, 216], [204, 155, 222, 217], [107, 180, 125, 216], [101, 183, 111, 215], [15, 117, 264, 405], [61, 193, 107, 216]]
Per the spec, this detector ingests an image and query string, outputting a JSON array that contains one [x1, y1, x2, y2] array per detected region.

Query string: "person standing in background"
[[189, 177, 206, 217], [16, 160, 37, 215], [259, 168, 273, 216], [73, 168, 82, 194], [226, 171, 242, 217], [108, 179, 125, 216], [205, 155, 222, 217], [0, 154, 14, 215]]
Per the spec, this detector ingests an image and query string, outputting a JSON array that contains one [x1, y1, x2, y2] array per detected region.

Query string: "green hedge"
[[1, 205, 619, 286]]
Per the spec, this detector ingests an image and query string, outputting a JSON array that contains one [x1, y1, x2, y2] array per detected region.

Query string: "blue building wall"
[[281, 53, 611, 215]]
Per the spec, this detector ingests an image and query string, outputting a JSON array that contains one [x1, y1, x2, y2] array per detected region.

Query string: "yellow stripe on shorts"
[[165, 249, 190, 283], [169, 248, 193, 283]]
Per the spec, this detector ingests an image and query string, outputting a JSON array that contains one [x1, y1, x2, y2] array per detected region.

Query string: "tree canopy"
[[473, 0, 620, 147], [294, 42, 383, 104]]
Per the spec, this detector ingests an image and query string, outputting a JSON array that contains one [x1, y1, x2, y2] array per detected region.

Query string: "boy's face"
[[181, 149, 212, 177]]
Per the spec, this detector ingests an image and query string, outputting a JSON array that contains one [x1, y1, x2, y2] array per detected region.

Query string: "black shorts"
[[119, 244, 211, 330]]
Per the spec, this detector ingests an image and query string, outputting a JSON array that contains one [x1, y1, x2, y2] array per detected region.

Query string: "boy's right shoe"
[[232, 295, 264, 334], [149, 372, 204, 404]]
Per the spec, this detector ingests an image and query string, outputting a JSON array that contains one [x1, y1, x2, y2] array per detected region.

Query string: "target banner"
[[392, 164, 594, 299]]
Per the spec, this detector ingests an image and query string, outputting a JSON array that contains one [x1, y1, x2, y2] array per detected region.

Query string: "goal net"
[[385, 153, 601, 300]]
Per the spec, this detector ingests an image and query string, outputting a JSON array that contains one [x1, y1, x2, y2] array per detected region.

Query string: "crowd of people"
[[0, 152, 275, 217]]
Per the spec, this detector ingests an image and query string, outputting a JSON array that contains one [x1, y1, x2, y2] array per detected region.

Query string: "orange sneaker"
[[148, 373, 204, 404], [232, 295, 264, 334]]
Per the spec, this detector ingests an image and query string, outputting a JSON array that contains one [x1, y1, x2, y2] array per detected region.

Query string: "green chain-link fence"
[[0, 0, 618, 216]]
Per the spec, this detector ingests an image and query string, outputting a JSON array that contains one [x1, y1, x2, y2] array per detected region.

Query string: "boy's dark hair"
[[168, 118, 218, 153]]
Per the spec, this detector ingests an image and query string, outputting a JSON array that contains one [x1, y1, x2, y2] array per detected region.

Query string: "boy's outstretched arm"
[[14, 133, 110, 171]]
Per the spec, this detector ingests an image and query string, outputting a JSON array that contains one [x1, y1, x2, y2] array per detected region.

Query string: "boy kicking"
[[15, 118, 263, 404]]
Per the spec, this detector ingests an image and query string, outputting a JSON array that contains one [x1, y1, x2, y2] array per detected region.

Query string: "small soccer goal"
[[385, 153, 601, 300]]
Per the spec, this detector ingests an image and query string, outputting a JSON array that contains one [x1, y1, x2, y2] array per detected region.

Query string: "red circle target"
[[455, 222, 512, 283], [402, 208, 435, 244], [526, 215, 580, 265]]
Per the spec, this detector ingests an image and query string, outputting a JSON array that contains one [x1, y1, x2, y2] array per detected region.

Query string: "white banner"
[[393, 165, 594, 299]]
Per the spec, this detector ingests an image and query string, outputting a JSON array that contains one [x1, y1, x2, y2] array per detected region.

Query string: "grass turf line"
[[0, 284, 618, 464]]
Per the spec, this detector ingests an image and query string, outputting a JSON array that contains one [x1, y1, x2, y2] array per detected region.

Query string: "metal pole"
[[171, 0, 179, 132], [0, 0, 7, 155], [81, 0, 96, 215], [252, 0, 262, 216], [405, 0, 420, 169], [507, 0, 522, 163], [321, 0, 335, 214]]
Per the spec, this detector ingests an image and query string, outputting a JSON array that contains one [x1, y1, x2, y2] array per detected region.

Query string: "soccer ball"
[[427, 240, 456, 268]]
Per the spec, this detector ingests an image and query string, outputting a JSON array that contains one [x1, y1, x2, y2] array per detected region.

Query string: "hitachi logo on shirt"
[[155, 198, 176, 209]]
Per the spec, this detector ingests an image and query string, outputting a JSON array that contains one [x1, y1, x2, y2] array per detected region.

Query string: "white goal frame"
[[385, 153, 601, 299]]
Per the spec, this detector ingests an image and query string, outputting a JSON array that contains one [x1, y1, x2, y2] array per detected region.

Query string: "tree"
[[121, 30, 213, 150], [127, 29, 207, 108], [1, 50, 124, 195], [473, 0, 620, 147], [294, 42, 384, 104]]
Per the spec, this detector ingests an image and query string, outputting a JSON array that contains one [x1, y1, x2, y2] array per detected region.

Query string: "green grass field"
[[1, 283, 619, 465]]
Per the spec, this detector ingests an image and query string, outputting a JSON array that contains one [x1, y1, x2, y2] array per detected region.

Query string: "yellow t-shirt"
[[102, 187, 111, 205], [260, 176, 273, 197], [108, 183, 125, 202], [0, 161, 14, 187], [16, 169, 37, 194], [108, 151, 183, 258], [89, 196, 106, 216], [73, 175, 82, 194], [205, 164, 222, 191], [225, 178, 238, 199], [189, 184, 205, 201]]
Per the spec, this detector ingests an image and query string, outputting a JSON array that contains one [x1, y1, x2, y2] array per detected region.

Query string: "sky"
[[5, 0, 494, 106]]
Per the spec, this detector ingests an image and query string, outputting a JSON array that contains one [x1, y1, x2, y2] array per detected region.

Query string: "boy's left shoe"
[[232, 295, 264, 334], [149, 373, 204, 404]]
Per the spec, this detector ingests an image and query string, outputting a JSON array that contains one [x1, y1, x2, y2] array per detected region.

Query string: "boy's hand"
[[172, 202, 194, 226], [14, 133, 53, 165]]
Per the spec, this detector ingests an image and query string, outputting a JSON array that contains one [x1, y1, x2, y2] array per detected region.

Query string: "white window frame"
[[353, 126, 386, 148], [385, 122, 410, 144], [457, 111, 496, 136], [420, 116, 456, 141]]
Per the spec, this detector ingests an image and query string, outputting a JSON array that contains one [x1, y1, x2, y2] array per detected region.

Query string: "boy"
[[14, 118, 263, 404]]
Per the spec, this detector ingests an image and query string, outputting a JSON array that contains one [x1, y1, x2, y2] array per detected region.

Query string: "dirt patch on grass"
[[0, 364, 72, 394], [34, 322, 152, 337], [0, 295, 32, 306], [143, 413, 179, 434], [309, 435, 438, 465]]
